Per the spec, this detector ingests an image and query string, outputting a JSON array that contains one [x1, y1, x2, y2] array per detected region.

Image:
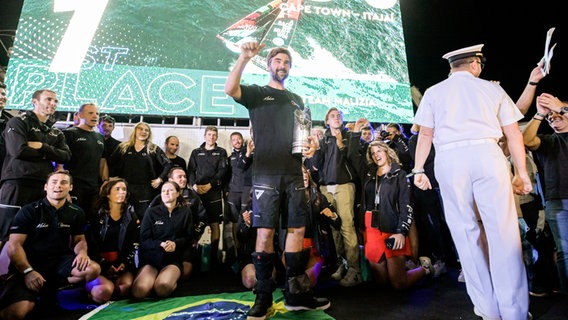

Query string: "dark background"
[[398, 0, 566, 118], [1, 0, 566, 118]]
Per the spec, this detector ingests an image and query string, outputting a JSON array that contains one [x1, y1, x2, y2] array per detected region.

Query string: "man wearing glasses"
[[412, 44, 533, 320], [523, 93, 568, 296]]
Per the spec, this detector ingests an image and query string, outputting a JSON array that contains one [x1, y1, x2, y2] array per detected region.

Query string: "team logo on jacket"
[[35, 223, 49, 229], [263, 96, 275, 101], [254, 190, 264, 199], [154, 220, 164, 225]]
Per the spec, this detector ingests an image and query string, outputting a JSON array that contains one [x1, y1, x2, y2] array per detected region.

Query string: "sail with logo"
[[216, 0, 303, 70]]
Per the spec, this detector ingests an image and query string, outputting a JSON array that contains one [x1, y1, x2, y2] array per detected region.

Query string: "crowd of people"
[[0, 40, 566, 320]]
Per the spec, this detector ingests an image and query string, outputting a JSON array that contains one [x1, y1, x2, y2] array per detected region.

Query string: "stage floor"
[[32, 264, 568, 320]]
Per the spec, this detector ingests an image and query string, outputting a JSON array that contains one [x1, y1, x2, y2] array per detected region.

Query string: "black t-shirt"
[[236, 85, 303, 176], [104, 137, 121, 162], [100, 216, 122, 253], [170, 155, 187, 173], [9, 198, 86, 272], [63, 127, 105, 190], [535, 132, 568, 200]]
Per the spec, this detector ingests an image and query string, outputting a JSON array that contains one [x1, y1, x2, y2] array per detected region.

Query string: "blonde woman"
[[109, 122, 172, 219], [349, 134, 435, 290]]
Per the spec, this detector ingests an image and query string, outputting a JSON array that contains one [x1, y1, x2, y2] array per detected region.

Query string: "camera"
[[379, 130, 389, 139]]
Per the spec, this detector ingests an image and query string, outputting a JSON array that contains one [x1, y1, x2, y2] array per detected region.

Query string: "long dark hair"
[[302, 165, 321, 208], [96, 177, 130, 214]]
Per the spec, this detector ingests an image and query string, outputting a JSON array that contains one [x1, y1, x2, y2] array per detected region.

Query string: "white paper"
[[540, 27, 556, 76]]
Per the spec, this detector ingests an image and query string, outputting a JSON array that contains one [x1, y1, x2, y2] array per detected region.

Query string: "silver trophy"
[[291, 105, 311, 154]]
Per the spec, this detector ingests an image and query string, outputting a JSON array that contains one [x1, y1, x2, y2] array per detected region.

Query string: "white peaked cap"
[[442, 44, 485, 63]]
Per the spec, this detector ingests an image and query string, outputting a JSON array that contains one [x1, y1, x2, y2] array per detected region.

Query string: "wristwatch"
[[560, 106, 568, 116]]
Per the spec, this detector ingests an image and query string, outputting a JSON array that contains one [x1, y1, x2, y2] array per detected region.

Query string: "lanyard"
[[374, 175, 381, 210]]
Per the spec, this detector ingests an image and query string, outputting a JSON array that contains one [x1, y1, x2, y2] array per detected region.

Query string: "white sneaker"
[[330, 264, 345, 281], [418, 256, 432, 275], [431, 260, 447, 278], [473, 307, 500, 320], [457, 269, 465, 283], [473, 306, 523, 320], [339, 268, 362, 287]]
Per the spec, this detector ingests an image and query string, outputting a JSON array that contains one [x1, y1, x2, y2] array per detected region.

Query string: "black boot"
[[247, 252, 275, 320], [283, 251, 331, 311]]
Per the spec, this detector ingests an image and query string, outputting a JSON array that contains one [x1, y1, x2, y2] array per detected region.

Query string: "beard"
[[270, 68, 288, 82]]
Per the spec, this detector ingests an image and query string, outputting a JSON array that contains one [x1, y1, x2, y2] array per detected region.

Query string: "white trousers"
[[435, 142, 528, 320]]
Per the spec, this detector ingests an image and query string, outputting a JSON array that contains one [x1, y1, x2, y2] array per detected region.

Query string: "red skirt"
[[303, 237, 324, 268], [364, 211, 411, 263]]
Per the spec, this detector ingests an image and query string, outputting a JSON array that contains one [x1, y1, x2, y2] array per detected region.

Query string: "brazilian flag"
[[80, 290, 334, 320]]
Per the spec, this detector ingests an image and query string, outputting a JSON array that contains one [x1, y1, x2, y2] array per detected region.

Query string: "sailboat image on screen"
[[216, 0, 303, 71]]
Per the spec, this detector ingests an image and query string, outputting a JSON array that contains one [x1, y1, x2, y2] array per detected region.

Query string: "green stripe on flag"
[[81, 290, 334, 320]]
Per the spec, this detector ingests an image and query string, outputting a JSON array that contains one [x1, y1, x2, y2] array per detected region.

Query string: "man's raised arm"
[[224, 41, 266, 100], [516, 61, 546, 115]]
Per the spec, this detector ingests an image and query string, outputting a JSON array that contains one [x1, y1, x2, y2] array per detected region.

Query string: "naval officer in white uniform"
[[411, 44, 533, 320]]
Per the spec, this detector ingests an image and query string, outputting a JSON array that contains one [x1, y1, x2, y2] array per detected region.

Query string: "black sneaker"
[[284, 294, 331, 311], [247, 293, 273, 320]]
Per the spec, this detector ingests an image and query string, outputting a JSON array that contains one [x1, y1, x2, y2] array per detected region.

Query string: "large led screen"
[[5, 0, 413, 123]]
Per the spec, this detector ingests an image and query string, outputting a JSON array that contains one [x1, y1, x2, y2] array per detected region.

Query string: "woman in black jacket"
[[132, 181, 193, 299], [86, 177, 139, 300], [109, 122, 172, 219], [349, 136, 433, 290]]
